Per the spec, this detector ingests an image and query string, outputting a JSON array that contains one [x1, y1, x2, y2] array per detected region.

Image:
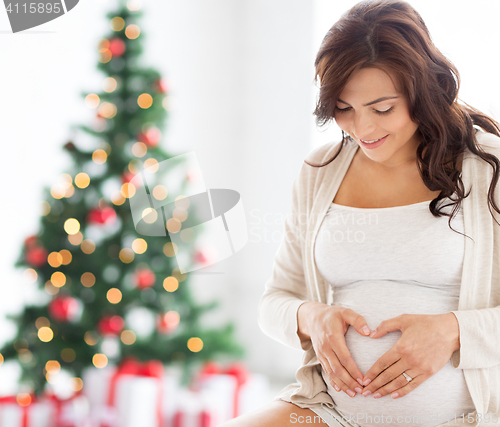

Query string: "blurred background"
[[0, 0, 499, 415]]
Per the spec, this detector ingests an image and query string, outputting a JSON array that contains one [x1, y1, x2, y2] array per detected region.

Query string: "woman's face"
[[334, 66, 421, 170]]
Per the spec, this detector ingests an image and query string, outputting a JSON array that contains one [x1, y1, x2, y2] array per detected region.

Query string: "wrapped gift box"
[[0, 399, 52, 427], [171, 389, 219, 427], [190, 362, 271, 424], [82, 359, 164, 427]]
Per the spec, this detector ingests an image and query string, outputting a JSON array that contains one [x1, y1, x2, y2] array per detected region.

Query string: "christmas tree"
[[0, 0, 245, 396]]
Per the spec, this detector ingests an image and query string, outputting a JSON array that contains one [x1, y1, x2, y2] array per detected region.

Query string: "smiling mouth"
[[360, 135, 388, 144]]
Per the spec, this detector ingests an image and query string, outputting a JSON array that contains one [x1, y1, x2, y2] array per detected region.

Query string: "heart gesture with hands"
[[360, 312, 461, 399], [303, 304, 373, 398]]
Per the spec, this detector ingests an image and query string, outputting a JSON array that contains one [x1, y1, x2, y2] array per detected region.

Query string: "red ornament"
[[153, 79, 168, 94], [87, 207, 117, 225], [25, 246, 48, 267], [48, 296, 79, 322], [137, 127, 161, 148], [135, 268, 156, 289], [194, 247, 215, 265], [121, 171, 136, 184], [109, 38, 126, 57], [24, 235, 38, 248], [98, 315, 124, 336], [156, 313, 178, 334]]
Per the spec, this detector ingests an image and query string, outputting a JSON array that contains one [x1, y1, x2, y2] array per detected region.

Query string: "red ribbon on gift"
[[44, 391, 83, 427], [104, 358, 164, 427], [0, 394, 37, 427], [196, 361, 249, 419]]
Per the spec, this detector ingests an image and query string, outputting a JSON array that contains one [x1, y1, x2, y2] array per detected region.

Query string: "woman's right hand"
[[301, 302, 371, 397]]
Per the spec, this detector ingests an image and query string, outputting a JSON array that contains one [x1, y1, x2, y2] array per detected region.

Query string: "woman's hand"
[[360, 312, 460, 399], [304, 304, 373, 398]]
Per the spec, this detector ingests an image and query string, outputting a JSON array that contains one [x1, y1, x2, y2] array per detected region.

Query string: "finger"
[[328, 334, 365, 389], [372, 371, 421, 399], [320, 355, 350, 395], [321, 351, 362, 398], [330, 353, 363, 397], [361, 361, 406, 397], [369, 315, 405, 339], [388, 372, 422, 399], [361, 349, 400, 387], [343, 308, 372, 337]]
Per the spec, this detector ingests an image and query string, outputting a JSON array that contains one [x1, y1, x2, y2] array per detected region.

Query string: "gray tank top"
[[314, 197, 475, 427]]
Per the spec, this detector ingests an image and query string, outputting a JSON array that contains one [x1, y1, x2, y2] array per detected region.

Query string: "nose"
[[351, 112, 377, 141]]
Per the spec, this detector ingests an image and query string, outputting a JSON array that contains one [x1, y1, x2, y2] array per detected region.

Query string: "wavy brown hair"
[[306, 0, 500, 237]]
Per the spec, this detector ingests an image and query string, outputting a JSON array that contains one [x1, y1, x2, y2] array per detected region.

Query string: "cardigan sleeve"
[[450, 306, 500, 369], [257, 168, 313, 352]]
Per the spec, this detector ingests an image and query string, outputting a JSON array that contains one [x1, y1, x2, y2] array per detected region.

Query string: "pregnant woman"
[[220, 1, 500, 426]]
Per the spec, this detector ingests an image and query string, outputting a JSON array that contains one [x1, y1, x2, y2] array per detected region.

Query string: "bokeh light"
[[23, 268, 37, 284], [64, 218, 80, 235], [103, 77, 118, 93], [152, 185, 168, 200], [92, 149, 108, 165], [143, 158, 159, 172], [106, 288, 122, 304], [48, 252, 63, 268], [92, 353, 108, 368], [45, 360, 61, 374], [166, 218, 181, 233], [110, 16, 125, 31], [121, 182, 136, 198], [81, 272, 96, 288], [81, 240, 96, 254], [125, 24, 140, 40], [142, 208, 158, 224], [137, 93, 152, 109], [163, 242, 177, 257], [120, 330, 136, 345], [84, 331, 99, 346], [132, 238, 147, 254], [51, 272, 66, 288], [98, 102, 117, 119], [75, 173, 90, 188], [60, 249, 72, 265], [38, 327, 54, 342], [68, 231, 83, 245], [132, 142, 147, 157], [17, 393, 31, 407], [119, 248, 135, 263], [163, 276, 179, 292], [187, 337, 203, 353], [85, 94, 100, 109]]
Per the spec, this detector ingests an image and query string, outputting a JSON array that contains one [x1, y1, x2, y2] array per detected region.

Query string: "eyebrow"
[[337, 96, 400, 107]]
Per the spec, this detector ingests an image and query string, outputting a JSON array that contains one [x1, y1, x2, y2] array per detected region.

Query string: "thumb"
[[370, 315, 404, 338], [342, 309, 371, 337]]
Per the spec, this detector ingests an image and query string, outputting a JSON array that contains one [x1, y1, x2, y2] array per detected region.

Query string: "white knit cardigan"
[[257, 129, 500, 426]]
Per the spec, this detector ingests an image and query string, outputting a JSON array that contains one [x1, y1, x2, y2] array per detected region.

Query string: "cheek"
[[388, 114, 416, 134], [334, 116, 349, 130]]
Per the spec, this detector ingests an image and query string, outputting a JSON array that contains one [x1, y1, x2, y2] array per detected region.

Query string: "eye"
[[335, 106, 395, 115], [375, 106, 394, 115]]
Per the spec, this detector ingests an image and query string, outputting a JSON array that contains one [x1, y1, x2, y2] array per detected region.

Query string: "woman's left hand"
[[360, 312, 460, 399]]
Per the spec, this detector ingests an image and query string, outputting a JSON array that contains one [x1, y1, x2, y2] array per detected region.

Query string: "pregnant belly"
[[324, 281, 475, 427]]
